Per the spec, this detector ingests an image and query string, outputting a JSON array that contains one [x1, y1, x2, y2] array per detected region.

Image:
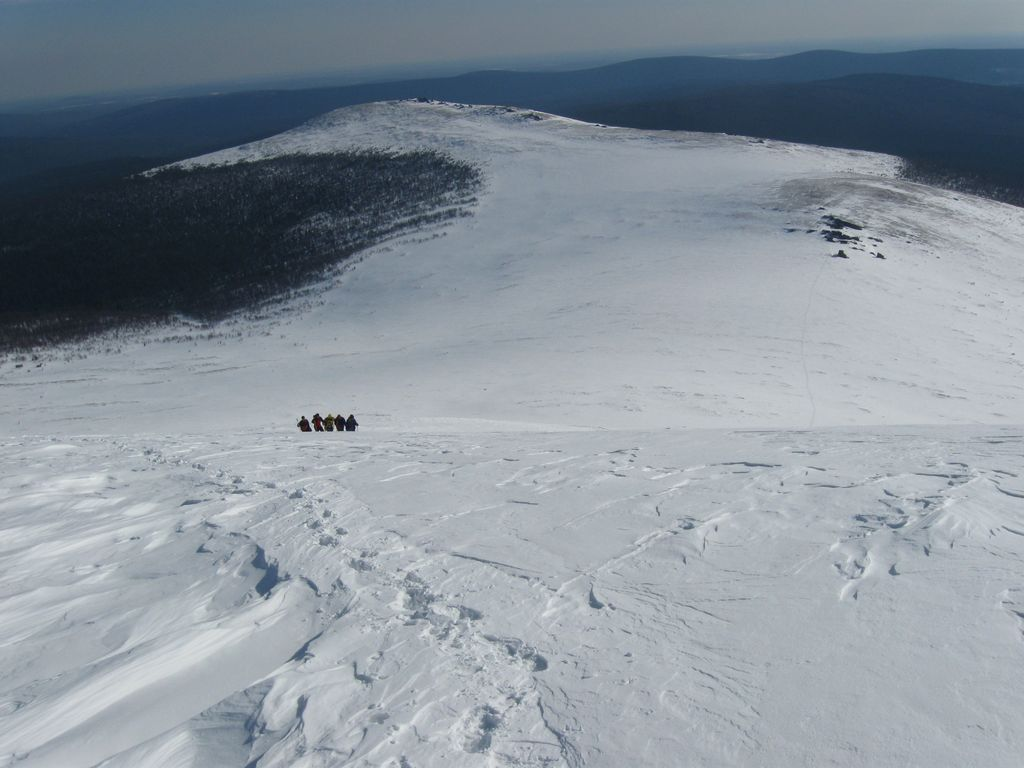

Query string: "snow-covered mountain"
[[1, 101, 1023, 767], [6, 99, 1024, 435]]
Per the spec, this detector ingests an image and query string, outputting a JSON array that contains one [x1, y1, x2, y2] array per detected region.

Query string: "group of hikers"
[[298, 413, 358, 432]]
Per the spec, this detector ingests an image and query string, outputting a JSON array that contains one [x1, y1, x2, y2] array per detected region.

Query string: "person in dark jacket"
[[297, 416, 311, 432], [312, 413, 324, 432], [345, 414, 358, 432]]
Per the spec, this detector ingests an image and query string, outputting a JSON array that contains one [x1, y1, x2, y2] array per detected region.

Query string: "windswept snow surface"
[[3, 430, 1024, 767], [2, 102, 1024, 766]]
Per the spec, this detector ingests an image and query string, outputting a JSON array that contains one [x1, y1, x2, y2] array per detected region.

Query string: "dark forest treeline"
[[570, 74, 1024, 208], [0, 151, 481, 351], [898, 158, 1024, 208]]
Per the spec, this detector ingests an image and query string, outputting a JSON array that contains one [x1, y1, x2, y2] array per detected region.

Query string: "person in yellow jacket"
[[324, 414, 336, 431]]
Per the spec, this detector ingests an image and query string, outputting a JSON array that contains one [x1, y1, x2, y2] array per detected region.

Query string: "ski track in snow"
[[1, 428, 1023, 767]]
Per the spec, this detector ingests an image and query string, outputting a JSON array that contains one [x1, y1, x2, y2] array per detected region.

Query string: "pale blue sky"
[[2, 0, 1024, 105]]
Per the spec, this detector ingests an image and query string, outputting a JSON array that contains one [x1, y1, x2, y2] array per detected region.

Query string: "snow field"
[[2, 101, 1024, 766], [2, 428, 1023, 766], [4, 101, 1024, 434]]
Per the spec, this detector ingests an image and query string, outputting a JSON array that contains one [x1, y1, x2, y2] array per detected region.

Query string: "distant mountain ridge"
[[3, 48, 1024, 200], [16, 48, 1024, 137]]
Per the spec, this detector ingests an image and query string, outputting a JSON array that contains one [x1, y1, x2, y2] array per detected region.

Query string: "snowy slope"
[[3, 429, 1024, 767], [3, 100, 1024, 434], [2, 102, 1024, 767]]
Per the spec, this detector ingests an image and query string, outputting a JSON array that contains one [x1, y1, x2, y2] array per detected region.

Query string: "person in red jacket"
[[312, 413, 324, 432]]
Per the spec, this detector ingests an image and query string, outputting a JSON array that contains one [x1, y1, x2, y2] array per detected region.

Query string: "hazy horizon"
[[2, 0, 1024, 108]]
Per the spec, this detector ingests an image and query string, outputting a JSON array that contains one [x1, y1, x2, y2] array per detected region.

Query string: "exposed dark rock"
[[821, 214, 864, 230], [822, 229, 861, 244]]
